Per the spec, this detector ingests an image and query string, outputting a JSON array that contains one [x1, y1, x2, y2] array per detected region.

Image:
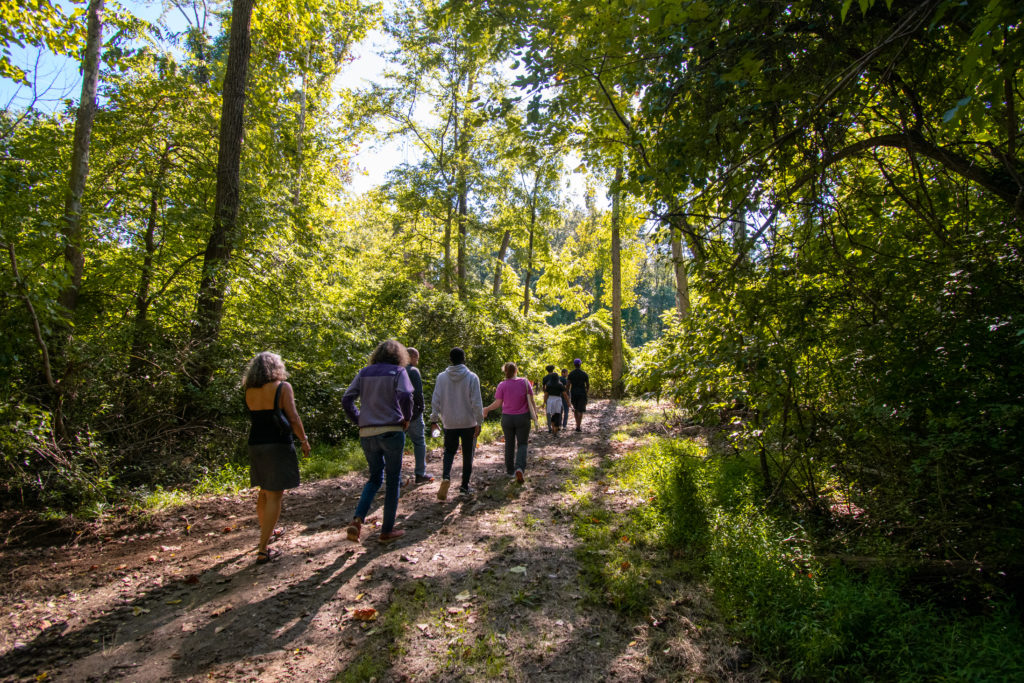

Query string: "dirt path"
[[0, 400, 760, 682]]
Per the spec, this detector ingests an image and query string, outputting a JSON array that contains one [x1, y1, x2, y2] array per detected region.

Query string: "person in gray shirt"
[[429, 347, 483, 500]]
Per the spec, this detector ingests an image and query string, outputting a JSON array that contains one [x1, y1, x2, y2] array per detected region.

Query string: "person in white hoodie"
[[428, 347, 484, 500]]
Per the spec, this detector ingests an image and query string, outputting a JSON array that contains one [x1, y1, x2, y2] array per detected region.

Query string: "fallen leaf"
[[454, 591, 471, 601], [132, 607, 150, 616], [147, 555, 158, 563], [221, 526, 233, 533], [620, 561, 631, 570], [166, 599, 182, 605], [416, 623, 429, 631], [352, 608, 377, 621], [355, 593, 365, 601], [447, 607, 462, 615], [509, 566, 526, 574]]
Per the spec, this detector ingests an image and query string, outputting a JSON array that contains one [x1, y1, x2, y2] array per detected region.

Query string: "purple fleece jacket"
[[342, 364, 414, 428]]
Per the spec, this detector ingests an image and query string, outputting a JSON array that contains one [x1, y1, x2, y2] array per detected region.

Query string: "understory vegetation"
[[566, 433, 1024, 681]]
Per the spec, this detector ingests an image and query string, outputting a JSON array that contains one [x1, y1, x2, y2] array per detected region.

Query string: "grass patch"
[[569, 435, 1024, 680]]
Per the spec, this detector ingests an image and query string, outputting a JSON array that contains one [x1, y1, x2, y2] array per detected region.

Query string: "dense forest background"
[[1, 0, 1023, 674]]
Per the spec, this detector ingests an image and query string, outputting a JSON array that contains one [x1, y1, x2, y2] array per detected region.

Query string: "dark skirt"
[[248, 442, 300, 491]]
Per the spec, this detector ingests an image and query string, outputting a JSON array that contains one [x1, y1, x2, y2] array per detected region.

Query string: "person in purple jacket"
[[342, 339, 414, 544]]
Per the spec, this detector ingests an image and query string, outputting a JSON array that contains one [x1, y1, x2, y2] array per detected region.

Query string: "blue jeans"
[[354, 430, 404, 533], [442, 427, 476, 488], [406, 415, 427, 477], [501, 412, 531, 474], [561, 396, 569, 427]]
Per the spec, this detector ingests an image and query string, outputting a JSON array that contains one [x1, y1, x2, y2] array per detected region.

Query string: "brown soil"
[[0, 400, 764, 682]]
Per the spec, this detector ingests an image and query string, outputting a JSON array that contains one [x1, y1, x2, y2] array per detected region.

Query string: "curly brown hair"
[[369, 339, 409, 366], [243, 351, 289, 389]]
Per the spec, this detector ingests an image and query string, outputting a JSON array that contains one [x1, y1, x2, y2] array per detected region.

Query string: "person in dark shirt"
[[405, 348, 434, 484], [559, 367, 570, 430], [541, 364, 562, 433], [566, 358, 590, 432]]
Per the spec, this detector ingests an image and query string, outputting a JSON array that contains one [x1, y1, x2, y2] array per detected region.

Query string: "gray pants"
[[501, 412, 531, 474]]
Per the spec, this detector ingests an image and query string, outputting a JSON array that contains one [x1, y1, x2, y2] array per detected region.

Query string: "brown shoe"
[[437, 479, 451, 501], [346, 518, 362, 542], [379, 529, 405, 544]]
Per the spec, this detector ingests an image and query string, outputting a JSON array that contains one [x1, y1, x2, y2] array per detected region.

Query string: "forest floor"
[[0, 400, 765, 682]]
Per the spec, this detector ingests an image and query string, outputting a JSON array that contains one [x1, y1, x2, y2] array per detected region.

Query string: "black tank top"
[[247, 383, 293, 446]]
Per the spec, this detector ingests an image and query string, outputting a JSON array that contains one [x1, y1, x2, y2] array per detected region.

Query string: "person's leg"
[[442, 428, 458, 481], [501, 413, 516, 474], [514, 413, 530, 473], [354, 436, 385, 522], [380, 430, 404, 533], [562, 396, 569, 429], [459, 427, 475, 489], [407, 417, 428, 478], [258, 489, 283, 552]]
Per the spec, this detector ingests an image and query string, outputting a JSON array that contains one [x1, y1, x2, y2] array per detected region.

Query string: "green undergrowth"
[[566, 436, 1024, 681]]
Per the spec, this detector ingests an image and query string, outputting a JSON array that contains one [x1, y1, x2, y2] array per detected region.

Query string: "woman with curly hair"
[[342, 339, 414, 544], [243, 352, 311, 564]]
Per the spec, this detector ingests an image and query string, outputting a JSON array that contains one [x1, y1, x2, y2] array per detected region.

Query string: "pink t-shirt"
[[494, 377, 534, 415]]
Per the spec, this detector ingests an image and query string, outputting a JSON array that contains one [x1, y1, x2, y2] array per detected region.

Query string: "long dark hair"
[[369, 339, 409, 366]]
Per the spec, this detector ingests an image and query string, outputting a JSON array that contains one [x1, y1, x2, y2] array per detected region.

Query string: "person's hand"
[[299, 439, 311, 457], [482, 407, 489, 419], [401, 420, 410, 431], [474, 425, 481, 438]]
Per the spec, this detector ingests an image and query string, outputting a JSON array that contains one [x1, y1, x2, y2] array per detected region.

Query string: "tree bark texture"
[[610, 166, 624, 399], [522, 191, 536, 316], [493, 229, 511, 296], [189, 0, 255, 386], [59, 0, 104, 314]]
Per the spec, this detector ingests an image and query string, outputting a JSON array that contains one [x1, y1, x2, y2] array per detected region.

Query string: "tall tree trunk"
[[493, 229, 511, 296], [293, 64, 307, 209], [59, 0, 104, 315], [443, 197, 453, 292], [610, 166, 624, 399], [188, 0, 255, 389], [129, 144, 170, 375], [522, 190, 536, 315], [456, 168, 467, 299], [670, 223, 690, 318]]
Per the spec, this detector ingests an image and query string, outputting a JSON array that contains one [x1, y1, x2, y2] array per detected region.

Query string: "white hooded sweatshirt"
[[429, 364, 484, 429]]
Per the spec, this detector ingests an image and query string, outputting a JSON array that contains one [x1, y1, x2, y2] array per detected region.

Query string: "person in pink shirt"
[[483, 362, 539, 484]]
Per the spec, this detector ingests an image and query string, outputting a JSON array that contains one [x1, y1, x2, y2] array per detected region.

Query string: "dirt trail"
[[0, 400, 760, 682]]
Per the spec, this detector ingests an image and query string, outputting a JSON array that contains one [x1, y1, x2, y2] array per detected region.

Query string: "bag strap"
[[273, 381, 285, 411]]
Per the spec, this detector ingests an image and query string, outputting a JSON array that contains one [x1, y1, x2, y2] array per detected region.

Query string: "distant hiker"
[[342, 340, 414, 544], [567, 358, 590, 432], [243, 352, 311, 564], [429, 347, 484, 500], [405, 347, 434, 484], [560, 367, 570, 429], [483, 361, 538, 484], [541, 365, 561, 432]]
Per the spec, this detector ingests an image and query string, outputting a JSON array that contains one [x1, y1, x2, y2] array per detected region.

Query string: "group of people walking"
[[241, 343, 591, 558]]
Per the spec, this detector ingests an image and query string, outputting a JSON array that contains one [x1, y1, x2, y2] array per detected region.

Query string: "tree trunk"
[[59, 0, 104, 315], [129, 144, 170, 375], [670, 224, 690, 318], [443, 198, 453, 292], [188, 0, 255, 388], [522, 191, 536, 315], [610, 166, 624, 399], [493, 229, 511, 296]]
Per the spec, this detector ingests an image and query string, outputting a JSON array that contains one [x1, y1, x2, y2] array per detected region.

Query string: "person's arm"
[[471, 375, 484, 437], [280, 382, 312, 456], [397, 367, 414, 429], [429, 374, 443, 432], [483, 398, 503, 418], [341, 373, 361, 425], [525, 381, 539, 426]]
